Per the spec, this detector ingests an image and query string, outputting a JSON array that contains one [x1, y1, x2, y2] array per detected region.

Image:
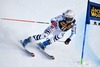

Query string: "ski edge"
[[37, 45, 55, 60]]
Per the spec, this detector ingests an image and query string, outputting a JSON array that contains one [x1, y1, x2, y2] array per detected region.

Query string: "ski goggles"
[[66, 18, 73, 21]]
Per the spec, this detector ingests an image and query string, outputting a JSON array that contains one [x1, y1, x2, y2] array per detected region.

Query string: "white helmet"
[[63, 9, 75, 21]]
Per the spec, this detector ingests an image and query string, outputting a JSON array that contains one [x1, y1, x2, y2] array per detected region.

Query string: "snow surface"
[[0, 0, 100, 67]]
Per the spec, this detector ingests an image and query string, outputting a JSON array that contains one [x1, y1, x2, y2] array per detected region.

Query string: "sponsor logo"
[[90, 5, 100, 18]]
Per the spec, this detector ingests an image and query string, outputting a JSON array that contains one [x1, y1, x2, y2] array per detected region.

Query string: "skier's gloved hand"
[[64, 38, 71, 45], [50, 21, 57, 29]]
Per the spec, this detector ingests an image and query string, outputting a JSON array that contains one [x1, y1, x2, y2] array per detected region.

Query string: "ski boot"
[[38, 39, 51, 50], [20, 37, 31, 47]]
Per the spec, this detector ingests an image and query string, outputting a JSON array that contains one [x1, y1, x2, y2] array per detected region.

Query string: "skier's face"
[[66, 17, 73, 21], [66, 17, 73, 23]]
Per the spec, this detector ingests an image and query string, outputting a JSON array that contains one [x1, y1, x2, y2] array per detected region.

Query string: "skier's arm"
[[50, 21, 57, 29], [69, 23, 76, 39], [50, 15, 60, 29], [50, 15, 63, 29], [64, 23, 76, 45]]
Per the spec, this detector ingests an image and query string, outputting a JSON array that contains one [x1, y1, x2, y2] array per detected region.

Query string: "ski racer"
[[21, 9, 76, 50]]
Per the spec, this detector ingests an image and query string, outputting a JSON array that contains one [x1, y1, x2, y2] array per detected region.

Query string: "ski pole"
[[1, 18, 50, 24]]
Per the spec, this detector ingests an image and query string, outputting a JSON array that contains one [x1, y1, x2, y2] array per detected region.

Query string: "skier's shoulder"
[[71, 19, 76, 27], [71, 19, 76, 24], [51, 15, 64, 21]]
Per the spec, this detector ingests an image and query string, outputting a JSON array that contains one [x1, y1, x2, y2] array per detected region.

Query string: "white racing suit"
[[22, 15, 76, 48], [30, 15, 76, 44]]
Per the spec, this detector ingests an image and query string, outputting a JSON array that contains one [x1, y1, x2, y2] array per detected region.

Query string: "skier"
[[21, 9, 76, 50]]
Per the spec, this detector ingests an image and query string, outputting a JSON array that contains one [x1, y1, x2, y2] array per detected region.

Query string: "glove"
[[50, 21, 57, 29], [64, 38, 71, 45]]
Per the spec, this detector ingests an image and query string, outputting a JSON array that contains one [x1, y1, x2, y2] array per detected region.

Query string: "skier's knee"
[[41, 33, 49, 39]]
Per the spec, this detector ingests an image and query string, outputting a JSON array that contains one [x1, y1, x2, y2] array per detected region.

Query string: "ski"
[[37, 45, 55, 60], [19, 40, 35, 57], [19, 40, 54, 59], [23, 47, 35, 57]]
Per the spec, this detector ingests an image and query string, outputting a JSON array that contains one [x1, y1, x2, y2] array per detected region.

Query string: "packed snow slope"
[[0, 0, 100, 67]]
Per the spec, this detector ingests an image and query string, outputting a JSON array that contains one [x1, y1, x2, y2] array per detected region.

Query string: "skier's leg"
[[38, 30, 65, 50], [38, 39, 51, 50], [38, 26, 57, 50], [21, 26, 53, 47], [31, 26, 54, 41], [21, 33, 49, 47]]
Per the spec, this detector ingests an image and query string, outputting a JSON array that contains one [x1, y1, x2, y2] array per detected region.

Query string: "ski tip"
[[30, 53, 35, 57], [50, 56, 55, 60], [24, 48, 35, 57]]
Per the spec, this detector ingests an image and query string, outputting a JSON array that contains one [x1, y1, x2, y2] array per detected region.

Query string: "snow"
[[0, 0, 100, 67]]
